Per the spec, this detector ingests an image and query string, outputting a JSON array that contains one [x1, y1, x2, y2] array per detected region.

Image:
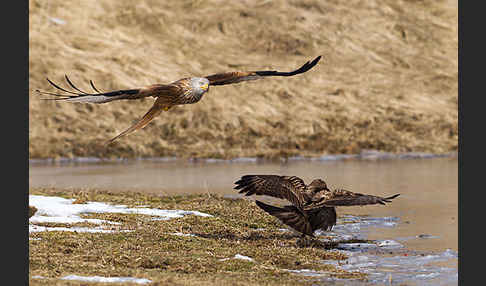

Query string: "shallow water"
[[312, 215, 458, 286], [29, 155, 458, 285]]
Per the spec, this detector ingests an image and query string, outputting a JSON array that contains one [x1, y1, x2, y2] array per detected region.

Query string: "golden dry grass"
[[29, 188, 368, 285], [29, 0, 458, 159]]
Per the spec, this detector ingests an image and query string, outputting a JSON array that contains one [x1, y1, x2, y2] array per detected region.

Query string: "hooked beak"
[[200, 83, 209, 91]]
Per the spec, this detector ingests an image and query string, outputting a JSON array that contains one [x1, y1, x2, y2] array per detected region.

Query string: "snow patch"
[[219, 254, 254, 262], [29, 195, 212, 233], [60, 275, 151, 284]]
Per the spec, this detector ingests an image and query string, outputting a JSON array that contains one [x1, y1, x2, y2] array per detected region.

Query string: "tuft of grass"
[[29, 187, 367, 285]]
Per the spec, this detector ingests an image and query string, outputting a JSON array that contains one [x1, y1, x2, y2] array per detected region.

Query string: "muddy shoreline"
[[29, 150, 457, 165]]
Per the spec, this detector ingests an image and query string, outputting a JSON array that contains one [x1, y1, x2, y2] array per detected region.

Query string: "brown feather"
[[308, 207, 336, 232], [138, 83, 186, 102], [305, 189, 400, 209], [105, 98, 168, 145], [235, 174, 399, 237], [37, 77, 142, 103], [234, 175, 308, 210], [205, 72, 259, 86], [255, 201, 314, 237], [205, 56, 321, 86]]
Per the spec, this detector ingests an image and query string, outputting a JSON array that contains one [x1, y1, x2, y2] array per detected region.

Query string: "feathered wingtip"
[[289, 55, 322, 75], [233, 175, 259, 195], [233, 175, 254, 187], [255, 56, 322, 77], [35, 75, 103, 99], [378, 194, 400, 205], [383, 194, 400, 202]]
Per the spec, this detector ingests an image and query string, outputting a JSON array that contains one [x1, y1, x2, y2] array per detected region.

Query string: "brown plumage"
[[234, 175, 400, 238], [36, 56, 321, 144]]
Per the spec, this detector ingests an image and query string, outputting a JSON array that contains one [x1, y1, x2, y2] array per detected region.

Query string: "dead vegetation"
[[29, 187, 368, 285], [29, 0, 457, 159]]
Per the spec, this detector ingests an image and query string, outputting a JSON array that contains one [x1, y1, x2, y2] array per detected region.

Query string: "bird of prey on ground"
[[234, 175, 399, 238], [36, 56, 321, 144]]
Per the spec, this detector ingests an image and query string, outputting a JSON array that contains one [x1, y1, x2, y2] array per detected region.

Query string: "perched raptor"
[[234, 175, 399, 238], [36, 56, 321, 144]]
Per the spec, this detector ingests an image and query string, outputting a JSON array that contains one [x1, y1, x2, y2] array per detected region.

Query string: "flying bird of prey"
[[36, 56, 321, 144], [234, 175, 399, 238]]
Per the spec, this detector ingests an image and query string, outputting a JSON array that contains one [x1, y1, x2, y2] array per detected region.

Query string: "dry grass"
[[29, 0, 458, 159], [29, 187, 369, 285]]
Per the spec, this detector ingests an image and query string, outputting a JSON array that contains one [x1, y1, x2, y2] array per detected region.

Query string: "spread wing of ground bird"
[[234, 175, 399, 238]]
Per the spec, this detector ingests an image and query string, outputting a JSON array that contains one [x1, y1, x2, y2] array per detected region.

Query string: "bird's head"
[[307, 179, 331, 203], [308, 179, 329, 193], [192, 77, 210, 93]]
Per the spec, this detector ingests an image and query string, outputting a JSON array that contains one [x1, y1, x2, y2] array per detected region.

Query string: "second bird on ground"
[[234, 175, 399, 239]]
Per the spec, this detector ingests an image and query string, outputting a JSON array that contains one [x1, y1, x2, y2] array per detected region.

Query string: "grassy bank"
[[29, 0, 457, 159], [29, 188, 369, 285]]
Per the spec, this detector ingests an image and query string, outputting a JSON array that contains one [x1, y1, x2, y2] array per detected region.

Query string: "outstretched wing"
[[204, 56, 321, 86], [234, 175, 308, 209], [305, 190, 400, 210], [255, 201, 314, 237], [35, 75, 179, 103]]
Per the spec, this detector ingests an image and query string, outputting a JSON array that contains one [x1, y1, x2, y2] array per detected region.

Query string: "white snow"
[[60, 275, 151, 284], [234, 254, 254, 261], [219, 254, 254, 262], [29, 224, 128, 234], [31, 275, 45, 279], [29, 195, 212, 233], [169, 232, 196, 237], [30, 215, 121, 225]]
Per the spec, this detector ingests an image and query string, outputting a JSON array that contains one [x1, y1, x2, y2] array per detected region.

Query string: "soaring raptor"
[[234, 175, 399, 238], [36, 56, 321, 144]]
